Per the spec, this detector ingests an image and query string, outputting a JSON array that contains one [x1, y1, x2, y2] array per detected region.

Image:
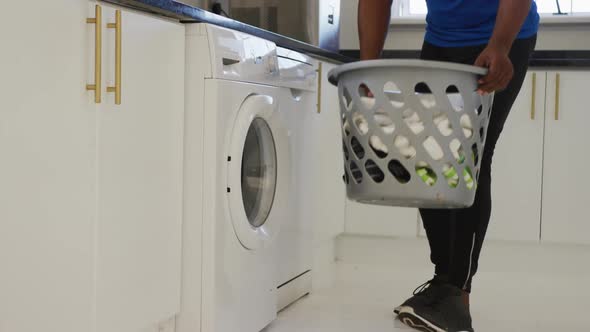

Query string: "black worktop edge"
[[103, 0, 353, 63], [340, 50, 590, 67], [101, 1, 590, 67]]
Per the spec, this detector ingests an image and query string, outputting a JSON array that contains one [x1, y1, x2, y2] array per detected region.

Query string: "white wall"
[[340, 0, 590, 50]]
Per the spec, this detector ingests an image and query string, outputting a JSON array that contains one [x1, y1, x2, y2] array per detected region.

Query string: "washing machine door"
[[227, 94, 290, 250]]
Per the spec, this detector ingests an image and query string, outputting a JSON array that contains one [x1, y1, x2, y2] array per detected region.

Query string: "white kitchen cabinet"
[[298, 61, 346, 290], [541, 71, 590, 245], [488, 71, 545, 242], [0, 2, 97, 332], [96, 4, 185, 332], [307, 61, 346, 244], [484, 70, 590, 245], [0, 2, 184, 332], [305, 62, 346, 243]]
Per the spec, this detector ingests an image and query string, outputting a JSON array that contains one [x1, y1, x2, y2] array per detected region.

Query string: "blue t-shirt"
[[425, 0, 540, 47]]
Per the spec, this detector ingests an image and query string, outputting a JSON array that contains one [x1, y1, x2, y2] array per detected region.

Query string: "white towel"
[[374, 113, 395, 135], [360, 96, 376, 109], [349, 95, 474, 163], [370, 135, 388, 154], [393, 135, 417, 159], [352, 112, 369, 135], [447, 93, 465, 112]]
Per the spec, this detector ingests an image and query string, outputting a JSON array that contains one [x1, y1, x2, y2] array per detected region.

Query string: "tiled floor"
[[266, 235, 590, 332]]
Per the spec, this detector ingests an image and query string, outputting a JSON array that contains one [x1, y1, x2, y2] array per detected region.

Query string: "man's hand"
[[474, 46, 514, 95]]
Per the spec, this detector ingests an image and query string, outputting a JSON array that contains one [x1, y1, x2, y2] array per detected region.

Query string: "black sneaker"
[[397, 283, 474, 332], [393, 275, 447, 315]]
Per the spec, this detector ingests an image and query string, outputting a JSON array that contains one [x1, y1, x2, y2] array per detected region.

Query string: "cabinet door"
[[0, 2, 97, 332], [488, 71, 545, 242], [95, 6, 185, 331], [296, 61, 346, 291], [305, 62, 346, 245], [542, 71, 590, 244]]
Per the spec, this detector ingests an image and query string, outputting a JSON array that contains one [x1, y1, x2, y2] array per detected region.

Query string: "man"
[[358, 1, 539, 331]]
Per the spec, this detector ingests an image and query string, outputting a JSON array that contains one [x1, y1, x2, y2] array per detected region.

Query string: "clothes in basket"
[[343, 95, 475, 189]]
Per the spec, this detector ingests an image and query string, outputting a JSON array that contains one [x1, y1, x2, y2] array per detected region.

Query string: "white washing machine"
[[178, 24, 317, 332]]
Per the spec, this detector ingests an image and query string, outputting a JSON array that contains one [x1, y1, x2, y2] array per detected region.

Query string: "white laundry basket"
[[328, 60, 494, 208]]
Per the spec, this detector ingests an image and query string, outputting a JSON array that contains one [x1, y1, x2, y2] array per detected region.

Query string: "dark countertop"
[[340, 50, 590, 68], [105, 0, 590, 67], [103, 0, 353, 63]]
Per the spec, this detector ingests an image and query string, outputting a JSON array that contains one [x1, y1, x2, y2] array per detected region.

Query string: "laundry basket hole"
[[342, 87, 353, 111], [369, 135, 388, 158], [479, 127, 486, 143], [471, 143, 480, 165], [358, 84, 376, 110], [394, 135, 417, 160], [415, 83, 436, 109], [343, 140, 350, 160], [351, 136, 365, 160], [352, 112, 370, 135], [358, 83, 373, 97], [388, 160, 411, 184], [464, 167, 475, 190], [476, 104, 484, 116], [450, 139, 466, 164], [384, 81, 404, 108], [459, 114, 474, 138], [446, 86, 464, 112], [442, 164, 460, 188], [415, 162, 438, 186], [404, 111, 425, 135], [365, 159, 385, 183], [350, 161, 363, 184], [343, 170, 350, 184], [374, 111, 395, 135], [415, 82, 432, 93], [446, 85, 460, 93], [433, 112, 453, 137], [423, 136, 444, 161]]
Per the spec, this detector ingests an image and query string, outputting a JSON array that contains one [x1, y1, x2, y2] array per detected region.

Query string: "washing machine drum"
[[227, 94, 291, 250]]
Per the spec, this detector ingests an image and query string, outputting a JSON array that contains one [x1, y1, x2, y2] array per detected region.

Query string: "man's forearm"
[[358, 0, 393, 60], [489, 0, 533, 53]]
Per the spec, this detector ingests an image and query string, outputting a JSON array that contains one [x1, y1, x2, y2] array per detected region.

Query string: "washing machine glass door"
[[241, 117, 277, 229], [227, 94, 290, 250]]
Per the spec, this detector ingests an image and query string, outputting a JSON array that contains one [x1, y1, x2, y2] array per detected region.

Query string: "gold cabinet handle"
[[555, 73, 561, 121], [530, 73, 536, 120], [107, 10, 122, 105], [316, 62, 323, 114], [86, 5, 102, 103]]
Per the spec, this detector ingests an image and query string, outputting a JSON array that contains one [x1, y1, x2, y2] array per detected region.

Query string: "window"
[[407, 0, 427, 16], [393, 0, 590, 17], [535, 0, 575, 13], [394, 0, 427, 16], [572, 0, 590, 12]]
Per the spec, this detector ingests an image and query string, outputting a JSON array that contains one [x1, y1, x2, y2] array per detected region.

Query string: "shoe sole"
[[397, 306, 445, 332]]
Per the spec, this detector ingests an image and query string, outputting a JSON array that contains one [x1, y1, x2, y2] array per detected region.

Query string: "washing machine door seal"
[[227, 94, 290, 250]]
